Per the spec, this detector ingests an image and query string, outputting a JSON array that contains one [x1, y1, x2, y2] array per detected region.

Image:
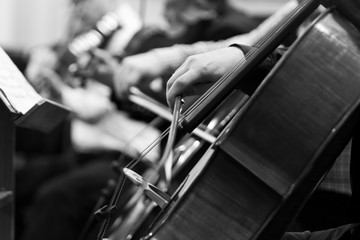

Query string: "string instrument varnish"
[[116, 0, 360, 240]]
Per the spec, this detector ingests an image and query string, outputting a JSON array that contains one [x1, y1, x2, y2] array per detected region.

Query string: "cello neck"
[[181, 0, 321, 132]]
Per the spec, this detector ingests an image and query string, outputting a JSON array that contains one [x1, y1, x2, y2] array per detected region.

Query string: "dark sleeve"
[[229, 43, 287, 95]]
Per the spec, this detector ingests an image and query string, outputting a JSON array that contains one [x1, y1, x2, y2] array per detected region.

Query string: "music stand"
[[0, 47, 69, 240]]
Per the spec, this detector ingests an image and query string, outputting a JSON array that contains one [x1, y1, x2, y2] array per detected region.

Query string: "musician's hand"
[[61, 85, 115, 122], [112, 53, 167, 99], [76, 49, 167, 100], [166, 47, 245, 109], [71, 48, 120, 87]]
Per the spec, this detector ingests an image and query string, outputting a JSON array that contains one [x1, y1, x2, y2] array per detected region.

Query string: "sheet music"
[[0, 47, 42, 114]]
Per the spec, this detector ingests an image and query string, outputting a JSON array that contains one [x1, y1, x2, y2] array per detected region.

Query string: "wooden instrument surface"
[[105, 90, 249, 240], [140, 9, 360, 240]]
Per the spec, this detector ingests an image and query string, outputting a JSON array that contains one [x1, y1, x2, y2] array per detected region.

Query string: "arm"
[[166, 44, 286, 108], [148, 0, 298, 73], [85, 0, 298, 99]]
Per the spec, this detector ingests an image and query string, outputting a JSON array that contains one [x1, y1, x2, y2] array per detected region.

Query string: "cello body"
[[139, 9, 360, 240], [106, 90, 250, 240]]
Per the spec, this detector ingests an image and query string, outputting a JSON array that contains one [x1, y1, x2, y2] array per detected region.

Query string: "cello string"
[[124, 97, 183, 180], [99, 100, 179, 224], [115, 115, 168, 168], [106, 0, 314, 215], [97, 1, 319, 237], [155, 96, 183, 188], [180, 0, 316, 122], [97, 100, 181, 240], [108, 97, 182, 205], [117, 0, 315, 165]]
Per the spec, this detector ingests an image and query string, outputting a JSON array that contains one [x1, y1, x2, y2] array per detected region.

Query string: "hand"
[[112, 52, 167, 99], [71, 48, 119, 87], [75, 49, 166, 100], [166, 46, 245, 109], [61, 85, 115, 122]]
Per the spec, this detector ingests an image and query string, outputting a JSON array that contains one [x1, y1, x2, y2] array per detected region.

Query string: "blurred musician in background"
[[124, 0, 262, 55], [88, 0, 262, 107], [15, 1, 152, 240]]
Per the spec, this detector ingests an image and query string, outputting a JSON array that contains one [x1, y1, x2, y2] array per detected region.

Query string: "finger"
[[166, 62, 191, 93], [113, 66, 140, 99], [166, 69, 202, 110]]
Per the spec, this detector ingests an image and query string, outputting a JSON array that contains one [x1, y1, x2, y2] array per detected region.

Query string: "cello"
[[121, 0, 360, 239], [101, 90, 249, 240]]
